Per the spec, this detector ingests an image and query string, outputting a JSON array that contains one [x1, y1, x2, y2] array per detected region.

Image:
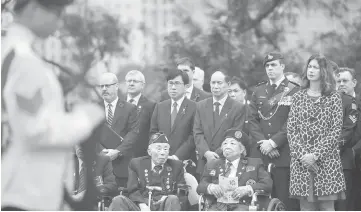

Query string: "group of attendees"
[[70, 53, 361, 211], [1, 1, 361, 211]]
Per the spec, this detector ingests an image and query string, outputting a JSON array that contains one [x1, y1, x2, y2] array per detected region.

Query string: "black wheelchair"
[[198, 164, 286, 211], [97, 184, 190, 211]]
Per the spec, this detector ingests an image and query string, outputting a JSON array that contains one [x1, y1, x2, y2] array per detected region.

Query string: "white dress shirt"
[[225, 158, 240, 177], [270, 75, 285, 89], [127, 93, 142, 105], [171, 95, 185, 114], [151, 161, 164, 173], [104, 97, 119, 120], [213, 95, 228, 114]]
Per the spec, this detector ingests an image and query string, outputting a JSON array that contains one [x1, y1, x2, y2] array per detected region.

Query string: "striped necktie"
[[77, 164, 86, 194], [224, 161, 232, 177], [107, 103, 113, 126]]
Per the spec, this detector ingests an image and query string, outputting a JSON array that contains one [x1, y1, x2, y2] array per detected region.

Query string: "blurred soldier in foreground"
[[1, 0, 104, 210], [109, 133, 187, 211]]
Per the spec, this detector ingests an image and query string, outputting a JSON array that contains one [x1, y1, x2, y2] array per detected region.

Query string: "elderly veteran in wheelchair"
[[197, 128, 273, 211], [108, 132, 188, 211]]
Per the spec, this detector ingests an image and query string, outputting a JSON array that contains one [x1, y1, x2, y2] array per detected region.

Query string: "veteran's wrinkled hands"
[[208, 184, 224, 198], [231, 186, 252, 200]]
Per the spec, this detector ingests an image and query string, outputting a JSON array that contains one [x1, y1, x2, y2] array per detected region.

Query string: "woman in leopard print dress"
[[287, 54, 346, 211]]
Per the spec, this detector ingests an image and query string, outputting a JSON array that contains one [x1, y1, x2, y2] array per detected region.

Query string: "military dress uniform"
[[108, 133, 187, 211], [335, 93, 359, 211], [248, 52, 299, 210], [1, 13, 104, 211]]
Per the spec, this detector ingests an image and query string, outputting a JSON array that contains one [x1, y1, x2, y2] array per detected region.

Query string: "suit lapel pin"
[[167, 167, 172, 172], [181, 106, 187, 115]]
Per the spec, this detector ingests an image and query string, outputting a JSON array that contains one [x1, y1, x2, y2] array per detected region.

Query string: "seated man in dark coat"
[[197, 128, 272, 211], [109, 133, 187, 211], [71, 146, 118, 209]]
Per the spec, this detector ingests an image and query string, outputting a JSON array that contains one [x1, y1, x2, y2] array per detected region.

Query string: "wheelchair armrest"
[[177, 183, 191, 196]]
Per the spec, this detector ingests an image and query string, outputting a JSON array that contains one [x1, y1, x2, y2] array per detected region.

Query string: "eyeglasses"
[[179, 69, 192, 73], [228, 89, 242, 94], [97, 83, 117, 89], [168, 81, 184, 87], [126, 79, 144, 84]]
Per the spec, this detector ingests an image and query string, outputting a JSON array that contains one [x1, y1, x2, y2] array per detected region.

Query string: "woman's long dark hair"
[[300, 54, 336, 96]]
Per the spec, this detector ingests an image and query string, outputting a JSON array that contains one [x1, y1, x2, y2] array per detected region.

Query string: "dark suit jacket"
[[98, 100, 139, 178], [340, 93, 359, 169], [160, 86, 211, 102], [150, 98, 196, 160], [127, 156, 186, 204], [193, 96, 247, 173], [352, 94, 361, 156], [248, 78, 299, 167], [131, 95, 156, 158], [197, 157, 272, 204]]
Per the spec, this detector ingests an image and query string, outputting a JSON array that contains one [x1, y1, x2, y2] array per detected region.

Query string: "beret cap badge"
[[235, 131, 242, 139], [267, 54, 273, 60]]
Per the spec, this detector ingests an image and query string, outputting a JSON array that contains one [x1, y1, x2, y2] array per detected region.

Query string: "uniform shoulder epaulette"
[[289, 81, 300, 87], [255, 81, 267, 87]]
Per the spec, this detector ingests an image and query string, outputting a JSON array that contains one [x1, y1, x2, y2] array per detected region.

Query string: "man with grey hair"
[[98, 72, 139, 188], [125, 70, 156, 157], [193, 66, 205, 91]]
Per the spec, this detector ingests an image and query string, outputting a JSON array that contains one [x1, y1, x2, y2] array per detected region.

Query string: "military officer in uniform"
[[248, 52, 299, 210], [197, 128, 272, 211], [1, 0, 105, 211], [108, 133, 187, 211], [334, 67, 359, 211]]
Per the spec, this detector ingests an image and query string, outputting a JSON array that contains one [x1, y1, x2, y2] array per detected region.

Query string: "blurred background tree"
[[163, 0, 361, 93]]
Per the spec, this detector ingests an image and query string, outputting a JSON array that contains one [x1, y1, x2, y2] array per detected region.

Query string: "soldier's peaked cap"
[[263, 52, 284, 66], [223, 128, 250, 154], [149, 132, 169, 145]]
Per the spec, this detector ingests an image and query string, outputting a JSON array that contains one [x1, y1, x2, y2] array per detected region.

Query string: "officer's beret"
[[223, 128, 250, 155], [263, 52, 284, 66], [149, 132, 169, 145]]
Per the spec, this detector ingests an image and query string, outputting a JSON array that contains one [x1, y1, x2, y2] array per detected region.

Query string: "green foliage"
[[163, 0, 361, 90]]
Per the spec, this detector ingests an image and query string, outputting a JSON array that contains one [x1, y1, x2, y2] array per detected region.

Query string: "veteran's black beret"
[[149, 132, 169, 145], [263, 52, 284, 66]]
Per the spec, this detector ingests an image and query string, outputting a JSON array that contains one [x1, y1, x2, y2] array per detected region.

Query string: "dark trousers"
[[352, 165, 361, 210], [116, 177, 128, 188], [109, 195, 181, 211], [271, 167, 300, 211], [335, 169, 353, 211]]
